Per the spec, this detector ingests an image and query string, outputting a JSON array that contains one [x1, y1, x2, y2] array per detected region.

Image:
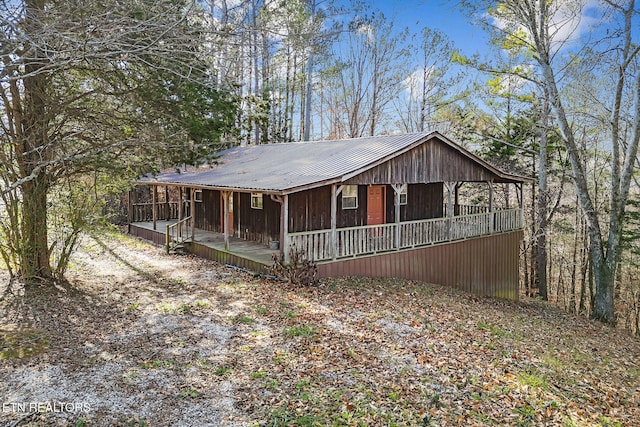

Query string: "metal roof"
[[141, 131, 529, 193]]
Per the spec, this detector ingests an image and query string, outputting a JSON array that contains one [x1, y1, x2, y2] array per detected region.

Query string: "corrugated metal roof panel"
[[145, 132, 430, 192], [142, 131, 530, 192]]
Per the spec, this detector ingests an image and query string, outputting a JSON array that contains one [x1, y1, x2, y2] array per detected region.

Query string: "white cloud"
[[403, 67, 436, 100], [491, 0, 607, 52]]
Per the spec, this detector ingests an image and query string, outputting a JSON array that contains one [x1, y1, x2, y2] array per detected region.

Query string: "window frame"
[[251, 192, 263, 209], [399, 186, 408, 205], [341, 185, 358, 209]]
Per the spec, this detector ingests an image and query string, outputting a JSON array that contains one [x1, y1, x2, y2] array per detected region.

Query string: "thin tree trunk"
[[536, 94, 549, 300]]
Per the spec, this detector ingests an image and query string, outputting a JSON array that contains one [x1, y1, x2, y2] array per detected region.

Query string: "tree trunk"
[[20, 175, 52, 281], [19, 0, 53, 282], [536, 94, 549, 300]]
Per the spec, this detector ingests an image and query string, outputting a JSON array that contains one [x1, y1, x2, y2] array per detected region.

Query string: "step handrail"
[[166, 216, 192, 254]]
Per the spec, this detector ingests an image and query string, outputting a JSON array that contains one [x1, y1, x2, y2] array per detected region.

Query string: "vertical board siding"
[[317, 231, 522, 300], [344, 137, 496, 185], [194, 189, 221, 232], [238, 192, 280, 244], [289, 186, 370, 232], [398, 183, 443, 221]]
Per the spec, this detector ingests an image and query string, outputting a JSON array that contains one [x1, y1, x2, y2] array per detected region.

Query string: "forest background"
[[1, 0, 640, 336]]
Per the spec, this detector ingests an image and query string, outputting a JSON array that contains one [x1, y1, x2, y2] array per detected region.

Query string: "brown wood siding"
[[317, 231, 522, 300], [289, 187, 330, 232], [345, 137, 497, 185], [385, 183, 443, 222], [289, 186, 373, 232], [238, 192, 280, 244], [289, 184, 445, 232], [194, 189, 221, 232], [338, 185, 368, 228]]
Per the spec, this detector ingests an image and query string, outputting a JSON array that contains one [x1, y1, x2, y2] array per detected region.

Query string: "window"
[[194, 189, 203, 202], [251, 192, 263, 209], [399, 186, 408, 205], [342, 185, 358, 209]]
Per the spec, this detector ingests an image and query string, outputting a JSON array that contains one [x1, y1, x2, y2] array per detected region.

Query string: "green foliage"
[[283, 325, 315, 338], [0, 0, 239, 282], [214, 366, 232, 376]]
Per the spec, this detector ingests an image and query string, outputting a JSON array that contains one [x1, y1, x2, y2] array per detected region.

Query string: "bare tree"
[[327, 10, 409, 138], [395, 28, 460, 133], [0, 0, 236, 283], [483, 0, 640, 323]]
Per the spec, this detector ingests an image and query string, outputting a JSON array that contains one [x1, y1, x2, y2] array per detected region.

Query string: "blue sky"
[[375, 0, 491, 56]]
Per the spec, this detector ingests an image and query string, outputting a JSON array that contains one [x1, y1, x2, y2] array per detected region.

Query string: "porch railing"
[[288, 208, 522, 262], [166, 216, 192, 254], [132, 202, 180, 222], [444, 204, 490, 216]]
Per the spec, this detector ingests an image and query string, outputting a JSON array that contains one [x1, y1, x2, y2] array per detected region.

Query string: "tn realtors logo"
[[2, 401, 91, 413]]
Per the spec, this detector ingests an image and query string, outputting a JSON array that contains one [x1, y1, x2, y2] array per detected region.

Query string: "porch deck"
[[130, 206, 522, 273], [129, 221, 279, 268]]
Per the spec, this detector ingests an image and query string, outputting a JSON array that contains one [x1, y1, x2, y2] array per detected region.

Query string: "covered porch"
[[128, 219, 279, 273], [128, 132, 530, 298], [128, 185, 523, 267]]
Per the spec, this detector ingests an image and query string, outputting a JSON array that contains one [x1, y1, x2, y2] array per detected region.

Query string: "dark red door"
[[367, 185, 386, 225]]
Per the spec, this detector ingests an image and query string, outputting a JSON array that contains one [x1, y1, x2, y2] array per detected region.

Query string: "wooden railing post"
[[331, 185, 343, 260], [391, 184, 406, 249], [152, 185, 158, 230], [445, 182, 455, 240], [165, 224, 170, 254], [488, 180, 494, 234], [190, 189, 195, 242]]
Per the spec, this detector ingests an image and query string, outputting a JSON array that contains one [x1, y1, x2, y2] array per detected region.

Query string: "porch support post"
[[331, 185, 344, 260], [237, 192, 241, 239], [152, 185, 158, 230], [127, 189, 133, 224], [445, 182, 455, 218], [505, 183, 511, 209], [164, 186, 169, 220], [391, 184, 406, 249], [222, 190, 231, 251], [132, 187, 138, 222], [516, 183, 524, 228], [488, 180, 494, 234], [190, 188, 195, 242], [445, 182, 455, 239], [282, 194, 289, 263], [454, 183, 461, 215], [271, 194, 290, 263], [177, 187, 184, 239]]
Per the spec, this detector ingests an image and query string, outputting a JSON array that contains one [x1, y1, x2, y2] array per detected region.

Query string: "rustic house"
[[129, 131, 529, 299]]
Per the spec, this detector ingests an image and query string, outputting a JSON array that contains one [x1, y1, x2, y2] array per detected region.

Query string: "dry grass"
[[1, 232, 638, 426]]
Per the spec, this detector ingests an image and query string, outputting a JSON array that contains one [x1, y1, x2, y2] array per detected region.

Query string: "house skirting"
[[184, 242, 272, 274], [317, 231, 522, 300], [129, 224, 522, 300], [128, 224, 167, 246]]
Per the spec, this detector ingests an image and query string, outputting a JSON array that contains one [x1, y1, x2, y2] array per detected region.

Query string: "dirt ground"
[[1, 232, 639, 426]]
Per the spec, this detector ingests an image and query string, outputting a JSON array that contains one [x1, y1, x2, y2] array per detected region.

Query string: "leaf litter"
[[0, 232, 638, 426]]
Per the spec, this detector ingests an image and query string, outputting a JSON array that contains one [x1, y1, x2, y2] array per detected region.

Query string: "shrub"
[[271, 247, 318, 287]]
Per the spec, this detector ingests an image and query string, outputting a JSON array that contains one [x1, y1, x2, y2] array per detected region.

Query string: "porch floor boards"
[[131, 221, 279, 266]]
